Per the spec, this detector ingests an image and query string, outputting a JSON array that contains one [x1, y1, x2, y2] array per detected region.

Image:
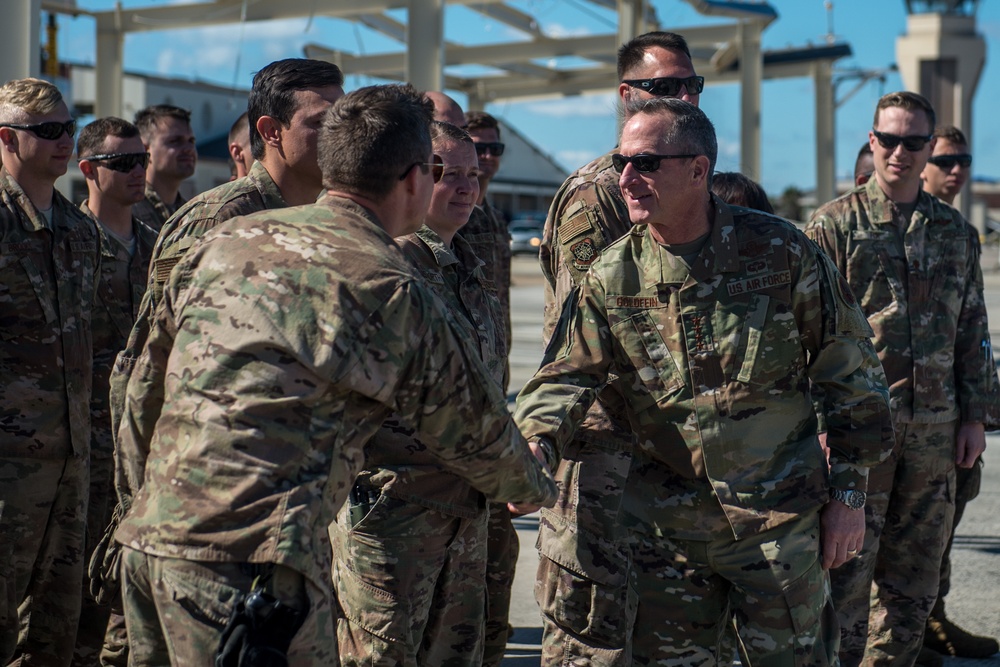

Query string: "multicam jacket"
[[807, 178, 1000, 427], [115, 195, 556, 588], [111, 160, 288, 501], [132, 182, 185, 233], [359, 226, 507, 518], [516, 198, 894, 540], [0, 172, 99, 459], [83, 204, 157, 461], [539, 151, 634, 451]]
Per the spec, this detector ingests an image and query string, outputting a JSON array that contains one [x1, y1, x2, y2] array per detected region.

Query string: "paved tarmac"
[[499, 253, 1000, 666]]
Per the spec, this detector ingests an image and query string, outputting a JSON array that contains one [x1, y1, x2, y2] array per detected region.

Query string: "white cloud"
[[546, 23, 595, 38], [524, 93, 617, 118]]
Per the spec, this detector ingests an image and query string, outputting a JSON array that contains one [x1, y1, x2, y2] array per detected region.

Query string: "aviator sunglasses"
[[399, 156, 446, 182], [927, 154, 972, 170], [621, 76, 705, 97], [611, 152, 698, 174], [81, 152, 151, 173], [871, 129, 933, 152], [474, 142, 505, 157], [0, 119, 77, 140]]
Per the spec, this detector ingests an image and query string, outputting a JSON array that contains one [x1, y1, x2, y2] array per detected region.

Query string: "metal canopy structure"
[[29, 0, 851, 201]]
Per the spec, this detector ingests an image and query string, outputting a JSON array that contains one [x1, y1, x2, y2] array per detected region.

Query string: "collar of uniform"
[[414, 224, 460, 269], [247, 160, 289, 210], [2, 170, 61, 233]]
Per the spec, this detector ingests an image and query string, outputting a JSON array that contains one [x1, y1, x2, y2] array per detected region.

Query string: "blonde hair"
[[0, 78, 65, 123]]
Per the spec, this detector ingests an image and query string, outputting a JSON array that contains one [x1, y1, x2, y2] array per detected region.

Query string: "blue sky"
[[56, 0, 1000, 194]]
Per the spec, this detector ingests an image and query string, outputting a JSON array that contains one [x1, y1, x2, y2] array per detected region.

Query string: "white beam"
[[813, 60, 835, 206], [738, 21, 762, 180], [94, 11, 124, 118], [406, 0, 444, 90], [0, 0, 41, 85]]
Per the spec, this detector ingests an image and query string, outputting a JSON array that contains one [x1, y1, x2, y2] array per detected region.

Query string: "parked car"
[[509, 219, 544, 255]]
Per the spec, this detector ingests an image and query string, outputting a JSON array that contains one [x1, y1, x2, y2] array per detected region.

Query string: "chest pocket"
[[846, 233, 903, 316], [0, 243, 57, 341], [610, 308, 684, 407]]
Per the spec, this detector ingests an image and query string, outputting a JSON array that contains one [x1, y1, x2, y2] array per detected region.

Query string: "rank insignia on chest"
[[571, 237, 598, 268]]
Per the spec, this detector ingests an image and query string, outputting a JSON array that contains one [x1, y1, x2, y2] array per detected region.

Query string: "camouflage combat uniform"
[[114, 195, 556, 665], [86, 161, 289, 666], [535, 150, 637, 665], [73, 205, 156, 667], [0, 172, 99, 666], [131, 182, 186, 232], [460, 199, 517, 666], [516, 199, 895, 665], [806, 179, 1000, 667], [334, 226, 507, 667]]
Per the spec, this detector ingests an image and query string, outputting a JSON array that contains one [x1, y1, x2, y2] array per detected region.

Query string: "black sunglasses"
[[82, 152, 151, 173], [0, 119, 77, 140], [611, 152, 698, 174], [621, 76, 705, 97], [399, 158, 446, 182], [927, 154, 972, 170], [871, 129, 933, 152], [474, 142, 505, 157]]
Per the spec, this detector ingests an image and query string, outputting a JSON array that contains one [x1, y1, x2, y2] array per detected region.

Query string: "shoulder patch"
[[559, 200, 595, 241], [570, 237, 598, 269]]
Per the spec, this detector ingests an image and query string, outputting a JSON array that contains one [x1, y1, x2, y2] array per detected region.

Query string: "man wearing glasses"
[[917, 124, 998, 662], [113, 83, 555, 666], [533, 31, 702, 666], [75, 116, 158, 666], [516, 97, 892, 664], [96, 61, 347, 651], [0, 77, 100, 667], [807, 92, 1000, 666]]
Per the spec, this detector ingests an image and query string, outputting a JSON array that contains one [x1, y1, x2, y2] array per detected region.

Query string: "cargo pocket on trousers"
[[780, 568, 835, 665], [160, 561, 242, 628], [332, 560, 408, 644], [536, 514, 632, 647]]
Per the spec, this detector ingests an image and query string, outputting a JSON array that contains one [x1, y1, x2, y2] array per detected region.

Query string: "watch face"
[[833, 489, 866, 510]]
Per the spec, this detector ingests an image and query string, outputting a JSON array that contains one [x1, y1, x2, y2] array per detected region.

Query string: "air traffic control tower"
[[897, 0, 984, 219]]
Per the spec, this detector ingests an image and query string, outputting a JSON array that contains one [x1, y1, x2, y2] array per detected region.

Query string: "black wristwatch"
[[830, 488, 866, 510]]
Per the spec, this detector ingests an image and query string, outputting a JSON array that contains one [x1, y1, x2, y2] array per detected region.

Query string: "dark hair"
[[463, 110, 501, 139], [626, 96, 717, 182], [711, 172, 773, 213], [430, 121, 473, 145], [854, 142, 874, 182], [77, 116, 140, 158], [873, 91, 936, 134], [933, 124, 967, 146], [617, 31, 692, 81], [248, 58, 344, 160], [133, 104, 192, 143], [229, 111, 249, 146], [319, 84, 433, 202]]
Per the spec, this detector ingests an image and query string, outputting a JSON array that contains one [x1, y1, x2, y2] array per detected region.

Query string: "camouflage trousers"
[[628, 509, 838, 666], [481, 501, 519, 667], [535, 435, 633, 667], [72, 447, 120, 667], [0, 455, 88, 667], [830, 420, 956, 667], [933, 456, 983, 616], [120, 549, 335, 666], [331, 495, 489, 667]]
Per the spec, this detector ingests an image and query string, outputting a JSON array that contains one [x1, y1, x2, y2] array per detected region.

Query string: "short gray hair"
[[625, 96, 717, 185]]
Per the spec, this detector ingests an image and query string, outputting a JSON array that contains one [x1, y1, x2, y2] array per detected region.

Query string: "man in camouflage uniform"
[[131, 104, 197, 231], [334, 121, 507, 666], [807, 93, 1000, 667], [0, 78, 100, 667], [536, 31, 703, 665], [461, 108, 520, 667], [74, 116, 158, 667], [515, 97, 895, 665], [917, 125, 998, 662], [114, 82, 556, 666]]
